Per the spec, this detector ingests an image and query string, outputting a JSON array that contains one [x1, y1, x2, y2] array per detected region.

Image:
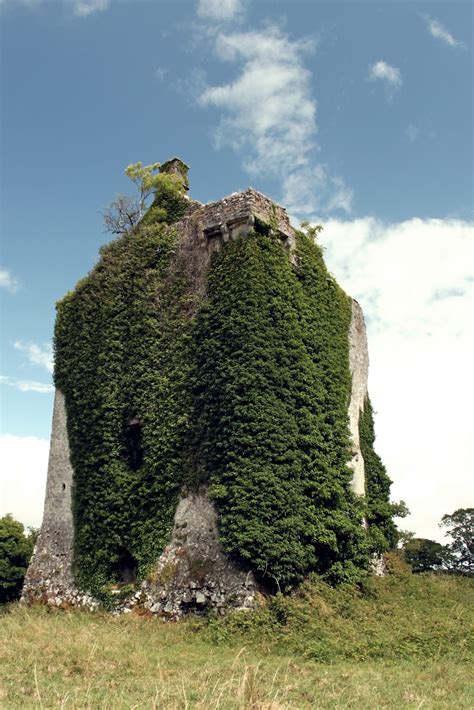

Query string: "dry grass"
[[1, 601, 472, 709]]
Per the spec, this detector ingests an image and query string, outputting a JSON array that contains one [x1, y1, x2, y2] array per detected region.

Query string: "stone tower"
[[23, 161, 374, 617]]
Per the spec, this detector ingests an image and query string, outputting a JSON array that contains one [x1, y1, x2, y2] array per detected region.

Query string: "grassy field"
[[1, 571, 473, 708]]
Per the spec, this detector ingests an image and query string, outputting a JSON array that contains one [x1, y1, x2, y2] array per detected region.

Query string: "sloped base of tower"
[[22, 490, 259, 618], [120, 492, 259, 619], [21, 522, 97, 610]]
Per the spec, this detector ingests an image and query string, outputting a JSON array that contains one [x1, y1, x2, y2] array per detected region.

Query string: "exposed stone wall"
[[201, 188, 292, 236], [21, 390, 96, 608], [170, 189, 296, 314], [124, 492, 257, 619], [192, 188, 295, 253], [347, 300, 369, 496]]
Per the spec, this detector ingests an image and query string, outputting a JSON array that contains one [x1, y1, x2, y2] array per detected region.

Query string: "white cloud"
[[0, 434, 49, 528], [0, 0, 110, 16], [14, 341, 54, 373], [282, 166, 353, 218], [0, 0, 41, 6], [72, 0, 109, 17], [154, 67, 167, 82], [200, 28, 317, 174], [319, 217, 474, 542], [0, 268, 19, 293], [0, 375, 54, 393], [199, 25, 351, 216], [197, 0, 245, 22], [406, 124, 419, 143], [368, 60, 402, 90], [423, 14, 463, 48]]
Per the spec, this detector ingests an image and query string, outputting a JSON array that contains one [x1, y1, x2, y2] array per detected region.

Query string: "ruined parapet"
[[168, 188, 296, 313], [196, 188, 295, 253], [347, 300, 369, 495]]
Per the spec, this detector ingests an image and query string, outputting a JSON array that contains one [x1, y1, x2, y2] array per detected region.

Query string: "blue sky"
[[1, 0, 473, 542]]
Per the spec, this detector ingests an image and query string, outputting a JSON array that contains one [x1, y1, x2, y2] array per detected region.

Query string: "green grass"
[[1, 573, 472, 708]]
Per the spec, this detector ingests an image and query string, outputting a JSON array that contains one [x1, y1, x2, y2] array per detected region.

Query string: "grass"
[[1, 571, 473, 708]]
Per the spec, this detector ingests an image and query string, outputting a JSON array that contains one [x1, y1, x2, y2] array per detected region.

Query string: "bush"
[[0, 515, 34, 604]]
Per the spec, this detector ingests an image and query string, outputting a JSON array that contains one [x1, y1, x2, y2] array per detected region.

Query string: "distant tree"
[[102, 162, 187, 235], [439, 508, 474, 576], [0, 514, 34, 604], [397, 529, 415, 547], [27, 526, 39, 547], [403, 537, 445, 573]]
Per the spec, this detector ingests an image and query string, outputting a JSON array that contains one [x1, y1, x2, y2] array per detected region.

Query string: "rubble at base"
[[23, 491, 258, 619]]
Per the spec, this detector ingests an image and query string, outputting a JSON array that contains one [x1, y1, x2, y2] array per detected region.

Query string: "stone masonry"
[[348, 300, 369, 496], [22, 390, 97, 609]]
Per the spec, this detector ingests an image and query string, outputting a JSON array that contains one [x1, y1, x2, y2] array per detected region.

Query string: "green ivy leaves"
[[54, 215, 393, 600]]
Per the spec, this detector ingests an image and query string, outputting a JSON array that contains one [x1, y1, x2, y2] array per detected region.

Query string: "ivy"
[[54, 202, 393, 599], [359, 396, 398, 552], [54, 221, 193, 598], [190, 231, 368, 590]]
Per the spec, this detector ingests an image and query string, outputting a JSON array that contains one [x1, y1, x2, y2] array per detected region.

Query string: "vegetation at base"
[[207, 562, 473, 663], [191, 229, 367, 590], [0, 515, 35, 604], [1, 574, 472, 708], [359, 395, 399, 552]]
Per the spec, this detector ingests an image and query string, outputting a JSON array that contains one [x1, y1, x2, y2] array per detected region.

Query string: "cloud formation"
[[0, 434, 49, 528], [406, 124, 419, 143], [154, 67, 167, 82], [200, 28, 317, 175], [199, 24, 352, 216], [0, 268, 18, 293], [72, 0, 108, 17], [320, 217, 474, 541], [369, 60, 402, 88], [423, 14, 463, 48], [14, 341, 54, 373], [0, 0, 110, 16], [0, 375, 54, 393], [197, 0, 245, 22]]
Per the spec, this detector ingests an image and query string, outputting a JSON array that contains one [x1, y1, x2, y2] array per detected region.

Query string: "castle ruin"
[[23, 160, 373, 617]]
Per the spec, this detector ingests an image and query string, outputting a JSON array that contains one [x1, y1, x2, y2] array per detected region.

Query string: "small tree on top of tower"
[[102, 160, 189, 235]]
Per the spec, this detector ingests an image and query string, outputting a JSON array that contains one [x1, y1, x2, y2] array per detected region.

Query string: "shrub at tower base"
[[54, 200, 395, 601]]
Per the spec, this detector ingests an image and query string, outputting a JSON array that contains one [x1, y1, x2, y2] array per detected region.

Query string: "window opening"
[[113, 549, 137, 585], [125, 417, 143, 471]]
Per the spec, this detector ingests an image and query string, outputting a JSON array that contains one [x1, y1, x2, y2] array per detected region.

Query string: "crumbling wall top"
[[201, 188, 293, 239]]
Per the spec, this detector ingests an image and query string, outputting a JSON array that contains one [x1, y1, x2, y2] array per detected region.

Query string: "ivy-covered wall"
[[54, 199, 394, 599], [191, 230, 367, 590], [54, 221, 194, 597], [359, 396, 398, 552]]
